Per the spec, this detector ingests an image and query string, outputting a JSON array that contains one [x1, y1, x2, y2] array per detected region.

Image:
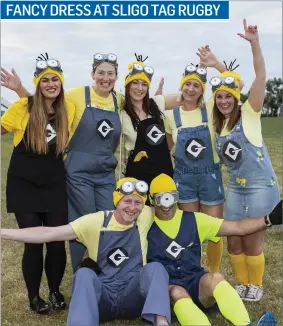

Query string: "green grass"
[[1, 118, 282, 325]]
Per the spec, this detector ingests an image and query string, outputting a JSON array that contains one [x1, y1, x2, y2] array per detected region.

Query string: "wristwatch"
[[264, 215, 272, 227]]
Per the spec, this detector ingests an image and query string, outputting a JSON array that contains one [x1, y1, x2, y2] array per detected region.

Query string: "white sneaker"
[[235, 283, 248, 299], [243, 284, 263, 302]]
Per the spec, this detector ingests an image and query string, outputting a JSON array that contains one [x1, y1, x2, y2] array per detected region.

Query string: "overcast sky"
[[1, 1, 282, 103]]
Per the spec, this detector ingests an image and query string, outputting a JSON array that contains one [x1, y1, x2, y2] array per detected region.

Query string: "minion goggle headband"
[[210, 76, 238, 92], [128, 63, 154, 81], [93, 53, 118, 70], [34, 59, 63, 78], [183, 65, 207, 83], [151, 191, 179, 208], [117, 180, 148, 197]]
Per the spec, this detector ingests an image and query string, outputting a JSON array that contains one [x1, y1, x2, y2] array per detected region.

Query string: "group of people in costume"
[[1, 19, 281, 325]]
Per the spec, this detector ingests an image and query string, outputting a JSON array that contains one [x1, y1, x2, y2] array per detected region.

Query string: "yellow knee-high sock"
[[207, 239, 223, 272], [246, 253, 265, 287], [229, 253, 249, 285], [174, 298, 211, 326], [213, 280, 251, 325]]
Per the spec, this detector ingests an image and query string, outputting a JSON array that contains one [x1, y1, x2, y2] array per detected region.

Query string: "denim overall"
[[147, 211, 218, 312], [215, 118, 280, 220], [65, 87, 121, 271], [67, 211, 171, 326], [173, 106, 224, 204]]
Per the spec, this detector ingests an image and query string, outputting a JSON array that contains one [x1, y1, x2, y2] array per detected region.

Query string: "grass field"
[[1, 117, 282, 326]]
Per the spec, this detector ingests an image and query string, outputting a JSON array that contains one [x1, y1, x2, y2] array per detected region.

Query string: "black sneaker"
[[30, 295, 51, 314], [49, 291, 67, 310]]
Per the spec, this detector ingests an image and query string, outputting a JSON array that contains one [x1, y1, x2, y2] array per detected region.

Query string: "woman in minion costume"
[[1, 54, 75, 314], [164, 47, 227, 274], [1, 53, 125, 272], [211, 20, 280, 302], [123, 54, 179, 203]]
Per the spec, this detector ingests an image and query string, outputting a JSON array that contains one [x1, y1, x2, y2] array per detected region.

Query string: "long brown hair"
[[213, 96, 240, 134], [26, 85, 68, 156], [124, 83, 164, 130]]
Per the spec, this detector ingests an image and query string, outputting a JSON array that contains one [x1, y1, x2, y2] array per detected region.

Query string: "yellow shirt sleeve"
[[1, 98, 28, 132], [70, 211, 104, 261], [1, 98, 29, 147], [241, 100, 262, 147], [65, 100, 76, 135], [137, 206, 154, 264], [195, 212, 224, 243]]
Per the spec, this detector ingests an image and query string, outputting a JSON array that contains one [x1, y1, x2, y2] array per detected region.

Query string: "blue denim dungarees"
[[216, 118, 280, 220], [147, 211, 218, 312], [173, 106, 224, 205], [65, 87, 121, 271]]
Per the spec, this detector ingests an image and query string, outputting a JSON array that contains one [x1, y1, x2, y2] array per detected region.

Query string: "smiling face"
[[129, 79, 148, 102], [182, 79, 203, 105], [91, 62, 117, 94], [215, 90, 236, 117], [154, 203, 177, 221], [115, 194, 144, 225], [39, 73, 62, 100]]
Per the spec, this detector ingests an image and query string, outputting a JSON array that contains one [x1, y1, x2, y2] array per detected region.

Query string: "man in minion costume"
[[67, 177, 171, 326], [147, 173, 279, 326], [1, 177, 171, 325]]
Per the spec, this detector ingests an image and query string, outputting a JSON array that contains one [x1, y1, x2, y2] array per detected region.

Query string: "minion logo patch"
[[145, 124, 165, 145], [223, 140, 242, 162], [46, 123, 56, 144], [97, 119, 114, 139], [165, 240, 185, 260], [107, 247, 129, 267], [185, 138, 206, 160]]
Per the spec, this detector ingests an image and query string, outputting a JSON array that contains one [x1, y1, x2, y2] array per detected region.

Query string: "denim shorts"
[[173, 165, 225, 205], [225, 184, 281, 220]]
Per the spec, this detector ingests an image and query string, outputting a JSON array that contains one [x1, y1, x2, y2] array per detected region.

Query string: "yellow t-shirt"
[[122, 95, 166, 152], [1, 97, 75, 147], [164, 98, 219, 164], [70, 205, 154, 265], [65, 86, 124, 141], [220, 100, 262, 147], [154, 209, 223, 243]]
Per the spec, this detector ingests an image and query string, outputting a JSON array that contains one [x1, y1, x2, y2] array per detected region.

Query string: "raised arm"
[[196, 45, 226, 73], [154, 77, 164, 96], [237, 19, 266, 112], [1, 224, 76, 243], [1, 67, 31, 98]]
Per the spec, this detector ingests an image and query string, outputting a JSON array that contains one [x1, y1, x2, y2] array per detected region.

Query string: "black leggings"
[[15, 212, 68, 301]]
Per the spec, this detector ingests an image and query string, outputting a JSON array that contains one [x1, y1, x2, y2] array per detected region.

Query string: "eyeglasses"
[[210, 76, 238, 92], [151, 191, 179, 208], [183, 65, 207, 83], [128, 63, 154, 81], [93, 53, 118, 69], [34, 59, 63, 77], [117, 180, 149, 197]]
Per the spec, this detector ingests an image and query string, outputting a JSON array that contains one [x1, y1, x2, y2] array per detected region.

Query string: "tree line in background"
[[241, 77, 283, 117]]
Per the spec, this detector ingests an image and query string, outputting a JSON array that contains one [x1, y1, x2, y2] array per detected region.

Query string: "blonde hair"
[[26, 85, 68, 156]]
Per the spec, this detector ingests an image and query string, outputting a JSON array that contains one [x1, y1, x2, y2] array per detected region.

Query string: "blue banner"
[[1, 1, 229, 20]]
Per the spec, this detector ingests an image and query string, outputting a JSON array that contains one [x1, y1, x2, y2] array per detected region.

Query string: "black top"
[[6, 118, 68, 213]]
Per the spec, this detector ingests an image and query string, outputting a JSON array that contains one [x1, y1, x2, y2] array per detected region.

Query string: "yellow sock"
[[207, 239, 223, 272], [246, 253, 265, 287], [173, 298, 211, 326], [229, 253, 249, 285], [213, 280, 251, 325]]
